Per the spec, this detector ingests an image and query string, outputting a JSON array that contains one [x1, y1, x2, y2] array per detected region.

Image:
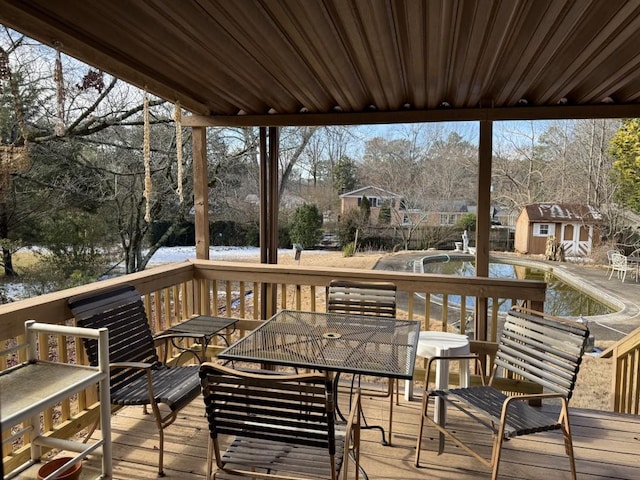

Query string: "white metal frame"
[[1, 321, 112, 479]]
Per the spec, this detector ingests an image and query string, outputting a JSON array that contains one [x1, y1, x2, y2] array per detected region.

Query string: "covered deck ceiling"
[[1, 0, 640, 126]]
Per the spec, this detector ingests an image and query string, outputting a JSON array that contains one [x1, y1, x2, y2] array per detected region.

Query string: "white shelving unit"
[[0, 320, 112, 479]]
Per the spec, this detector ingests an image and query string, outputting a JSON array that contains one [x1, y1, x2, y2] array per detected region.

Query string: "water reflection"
[[423, 257, 612, 316]]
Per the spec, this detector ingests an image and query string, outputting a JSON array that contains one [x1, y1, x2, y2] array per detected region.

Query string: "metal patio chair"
[[68, 284, 202, 477], [415, 307, 590, 480], [609, 252, 634, 282], [200, 363, 360, 480]]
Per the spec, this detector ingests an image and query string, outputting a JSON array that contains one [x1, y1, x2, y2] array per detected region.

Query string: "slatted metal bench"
[[415, 306, 590, 480], [69, 284, 202, 477]]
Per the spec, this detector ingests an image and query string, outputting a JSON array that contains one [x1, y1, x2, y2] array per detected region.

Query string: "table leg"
[[435, 355, 449, 454]]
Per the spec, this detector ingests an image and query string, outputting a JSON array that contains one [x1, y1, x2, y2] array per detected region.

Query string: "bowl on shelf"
[[36, 457, 82, 480]]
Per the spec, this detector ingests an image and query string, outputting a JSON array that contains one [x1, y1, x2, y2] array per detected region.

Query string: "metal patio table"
[[218, 310, 420, 380], [219, 309, 420, 446]]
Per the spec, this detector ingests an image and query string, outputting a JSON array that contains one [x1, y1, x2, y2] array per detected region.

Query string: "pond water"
[[421, 255, 613, 317]]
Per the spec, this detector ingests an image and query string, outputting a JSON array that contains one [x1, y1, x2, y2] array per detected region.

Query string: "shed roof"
[[1, 0, 640, 126], [523, 203, 603, 223]]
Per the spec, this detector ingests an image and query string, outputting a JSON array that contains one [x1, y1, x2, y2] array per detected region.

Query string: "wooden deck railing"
[[603, 325, 640, 415], [1, 259, 546, 475]]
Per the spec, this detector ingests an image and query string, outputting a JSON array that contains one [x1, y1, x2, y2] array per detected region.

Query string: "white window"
[[533, 223, 555, 237], [440, 214, 457, 225]]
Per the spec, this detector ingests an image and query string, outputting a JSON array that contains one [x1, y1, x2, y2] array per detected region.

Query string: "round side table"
[[405, 331, 470, 424]]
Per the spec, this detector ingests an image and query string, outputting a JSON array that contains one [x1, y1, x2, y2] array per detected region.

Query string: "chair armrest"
[[109, 361, 158, 402], [109, 361, 153, 370], [502, 392, 566, 407], [425, 354, 485, 386]]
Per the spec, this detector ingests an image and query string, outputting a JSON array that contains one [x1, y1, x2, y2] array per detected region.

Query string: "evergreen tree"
[[333, 155, 357, 193], [289, 203, 323, 248], [378, 200, 391, 225], [360, 195, 371, 223], [609, 119, 640, 214]]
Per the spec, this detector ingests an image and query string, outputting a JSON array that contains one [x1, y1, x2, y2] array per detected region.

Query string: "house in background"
[[514, 203, 603, 256], [340, 186, 502, 229], [339, 186, 402, 225]]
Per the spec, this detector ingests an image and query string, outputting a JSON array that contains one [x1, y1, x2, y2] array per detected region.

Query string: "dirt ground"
[[236, 250, 614, 411]]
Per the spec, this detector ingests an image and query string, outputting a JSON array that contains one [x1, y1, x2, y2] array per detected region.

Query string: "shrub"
[[342, 241, 355, 257], [289, 203, 323, 249]]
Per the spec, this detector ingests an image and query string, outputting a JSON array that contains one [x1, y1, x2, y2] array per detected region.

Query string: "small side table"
[[405, 331, 470, 454], [404, 331, 470, 416], [165, 315, 238, 363]]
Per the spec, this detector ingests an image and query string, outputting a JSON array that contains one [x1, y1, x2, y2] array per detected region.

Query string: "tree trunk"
[[0, 208, 16, 277]]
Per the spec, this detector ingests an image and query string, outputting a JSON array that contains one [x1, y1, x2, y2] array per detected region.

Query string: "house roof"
[[1, 1, 640, 127], [522, 203, 603, 223], [339, 186, 400, 199]]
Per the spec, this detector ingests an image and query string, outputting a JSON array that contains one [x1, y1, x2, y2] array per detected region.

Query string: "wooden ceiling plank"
[[262, 0, 366, 112], [491, 0, 583, 105], [0, 0, 213, 114], [537, 4, 640, 104], [520, 1, 639, 104], [390, 0, 428, 108]]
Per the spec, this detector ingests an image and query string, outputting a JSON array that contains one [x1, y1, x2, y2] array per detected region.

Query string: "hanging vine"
[[173, 101, 184, 203], [53, 43, 65, 136], [143, 91, 152, 223], [0, 45, 30, 200]]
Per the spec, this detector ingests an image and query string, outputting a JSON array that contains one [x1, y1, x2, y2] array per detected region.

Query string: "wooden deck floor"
[[15, 385, 640, 480]]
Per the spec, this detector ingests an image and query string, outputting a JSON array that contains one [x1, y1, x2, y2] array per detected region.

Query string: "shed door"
[[561, 223, 592, 256]]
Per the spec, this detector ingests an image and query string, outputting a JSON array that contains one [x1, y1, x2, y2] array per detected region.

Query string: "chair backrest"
[[69, 285, 158, 388], [200, 363, 337, 456], [607, 249, 619, 262], [611, 252, 628, 268], [327, 280, 397, 317], [492, 308, 589, 399]]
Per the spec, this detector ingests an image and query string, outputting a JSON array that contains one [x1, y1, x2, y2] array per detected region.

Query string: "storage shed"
[[514, 204, 603, 257]]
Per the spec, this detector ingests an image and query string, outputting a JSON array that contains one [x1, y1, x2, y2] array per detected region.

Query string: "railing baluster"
[[441, 295, 448, 331], [310, 285, 316, 312]]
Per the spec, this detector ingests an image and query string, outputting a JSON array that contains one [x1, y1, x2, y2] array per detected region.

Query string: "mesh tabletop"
[[166, 315, 237, 337], [219, 310, 420, 379]]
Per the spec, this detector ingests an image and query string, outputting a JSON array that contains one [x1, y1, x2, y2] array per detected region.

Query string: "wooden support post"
[[476, 120, 493, 341], [192, 127, 210, 260]]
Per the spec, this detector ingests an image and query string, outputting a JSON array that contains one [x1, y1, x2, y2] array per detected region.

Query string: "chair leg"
[[490, 415, 510, 480], [490, 433, 505, 480], [414, 393, 431, 466], [150, 403, 166, 477], [560, 402, 578, 480], [157, 426, 165, 477], [207, 439, 214, 480]]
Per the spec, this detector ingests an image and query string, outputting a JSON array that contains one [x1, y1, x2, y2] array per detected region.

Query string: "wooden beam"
[[475, 120, 493, 342], [192, 127, 209, 260], [181, 104, 640, 128], [476, 120, 493, 277], [259, 127, 268, 319]]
